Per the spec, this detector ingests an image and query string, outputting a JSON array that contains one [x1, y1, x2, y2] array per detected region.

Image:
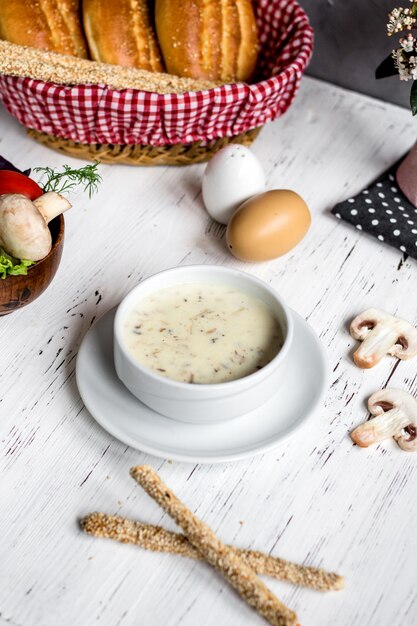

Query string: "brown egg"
[[226, 190, 311, 262]]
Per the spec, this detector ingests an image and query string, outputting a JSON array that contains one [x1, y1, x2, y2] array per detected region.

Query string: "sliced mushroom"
[[350, 308, 417, 368], [351, 389, 417, 451], [33, 191, 71, 223], [0, 192, 71, 261]]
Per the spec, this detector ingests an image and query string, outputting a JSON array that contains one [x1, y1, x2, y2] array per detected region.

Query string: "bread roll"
[[155, 0, 258, 82], [82, 0, 163, 72], [0, 0, 88, 58]]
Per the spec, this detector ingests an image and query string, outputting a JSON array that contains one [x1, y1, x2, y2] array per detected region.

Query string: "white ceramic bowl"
[[114, 265, 293, 424]]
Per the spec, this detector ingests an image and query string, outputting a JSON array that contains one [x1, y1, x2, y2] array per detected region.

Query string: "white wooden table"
[[1, 76, 416, 626]]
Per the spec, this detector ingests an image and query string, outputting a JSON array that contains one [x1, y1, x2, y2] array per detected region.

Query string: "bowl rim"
[[36, 213, 65, 264], [114, 264, 294, 392]]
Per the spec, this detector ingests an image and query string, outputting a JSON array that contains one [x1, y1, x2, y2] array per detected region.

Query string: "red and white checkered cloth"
[[0, 0, 313, 147]]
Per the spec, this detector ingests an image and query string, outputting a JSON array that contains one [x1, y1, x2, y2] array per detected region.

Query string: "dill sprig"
[[34, 163, 102, 198]]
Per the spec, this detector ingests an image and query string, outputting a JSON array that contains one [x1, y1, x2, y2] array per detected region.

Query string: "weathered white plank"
[[1, 76, 416, 626]]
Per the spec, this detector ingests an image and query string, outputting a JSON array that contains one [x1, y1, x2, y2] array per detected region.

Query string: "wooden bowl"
[[0, 214, 65, 316]]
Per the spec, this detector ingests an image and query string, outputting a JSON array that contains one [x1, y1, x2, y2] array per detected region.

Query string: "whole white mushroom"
[[0, 191, 71, 261]]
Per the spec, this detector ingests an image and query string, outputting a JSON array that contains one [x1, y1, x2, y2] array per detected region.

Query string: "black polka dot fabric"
[[331, 159, 417, 260]]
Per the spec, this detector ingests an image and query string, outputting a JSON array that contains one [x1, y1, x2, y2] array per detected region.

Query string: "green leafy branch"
[[377, 1, 417, 114], [34, 163, 102, 198]]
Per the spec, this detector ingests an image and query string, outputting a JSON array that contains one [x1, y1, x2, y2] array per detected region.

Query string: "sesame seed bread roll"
[[0, 0, 88, 58], [155, 0, 258, 82], [82, 0, 164, 72]]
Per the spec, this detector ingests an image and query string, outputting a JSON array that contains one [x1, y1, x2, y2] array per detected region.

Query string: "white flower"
[[401, 33, 416, 50], [393, 49, 412, 79], [384, 3, 417, 97], [387, 6, 416, 35], [402, 38, 414, 50], [399, 67, 412, 80]]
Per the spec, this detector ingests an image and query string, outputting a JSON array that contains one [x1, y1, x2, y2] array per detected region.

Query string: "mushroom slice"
[[351, 389, 417, 451], [33, 191, 71, 223], [350, 308, 417, 368]]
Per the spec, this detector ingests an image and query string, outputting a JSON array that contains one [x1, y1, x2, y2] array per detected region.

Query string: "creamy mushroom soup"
[[123, 283, 283, 384]]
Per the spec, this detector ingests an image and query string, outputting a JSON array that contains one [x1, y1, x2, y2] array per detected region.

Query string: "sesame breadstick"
[[0, 40, 219, 94], [81, 512, 344, 592], [130, 465, 297, 626]]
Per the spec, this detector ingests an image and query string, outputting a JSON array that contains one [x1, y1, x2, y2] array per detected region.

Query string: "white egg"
[[202, 145, 266, 225]]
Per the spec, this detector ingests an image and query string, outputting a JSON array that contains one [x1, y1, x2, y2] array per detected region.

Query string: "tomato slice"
[[0, 170, 43, 200]]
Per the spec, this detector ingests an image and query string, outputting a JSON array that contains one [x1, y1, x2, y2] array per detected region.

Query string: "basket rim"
[[27, 127, 262, 165]]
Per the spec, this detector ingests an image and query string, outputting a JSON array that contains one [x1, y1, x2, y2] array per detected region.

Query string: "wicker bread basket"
[[0, 0, 313, 166]]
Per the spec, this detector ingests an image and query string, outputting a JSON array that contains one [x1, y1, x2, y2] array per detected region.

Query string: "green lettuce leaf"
[[0, 246, 34, 279]]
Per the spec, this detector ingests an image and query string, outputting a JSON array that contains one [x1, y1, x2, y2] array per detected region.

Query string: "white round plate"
[[76, 308, 328, 464]]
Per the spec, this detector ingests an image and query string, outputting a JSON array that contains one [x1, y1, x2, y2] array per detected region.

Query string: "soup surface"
[[123, 283, 283, 384]]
